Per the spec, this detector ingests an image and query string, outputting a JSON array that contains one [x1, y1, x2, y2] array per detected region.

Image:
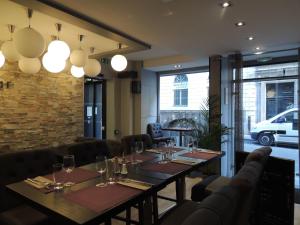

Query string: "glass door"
[[84, 78, 106, 139], [236, 52, 299, 188]]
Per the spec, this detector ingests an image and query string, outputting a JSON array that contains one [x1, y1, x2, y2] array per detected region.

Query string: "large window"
[[159, 72, 209, 127]]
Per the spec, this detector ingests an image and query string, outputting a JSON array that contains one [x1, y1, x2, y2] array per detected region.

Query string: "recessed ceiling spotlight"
[[255, 47, 261, 50], [248, 36, 254, 41], [174, 64, 181, 69], [255, 51, 263, 55], [221, 1, 232, 8], [235, 21, 245, 27]]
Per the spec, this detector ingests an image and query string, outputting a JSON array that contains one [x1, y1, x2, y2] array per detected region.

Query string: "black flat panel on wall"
[[236, 151, 294, 225]]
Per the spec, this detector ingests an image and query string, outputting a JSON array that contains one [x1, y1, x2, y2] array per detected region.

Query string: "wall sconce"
[[0, 79, 14, 90]]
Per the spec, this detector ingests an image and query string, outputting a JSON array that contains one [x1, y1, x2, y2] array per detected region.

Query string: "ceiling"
[[0, 0, 130, 57], [2, 0, 300, 71], [47, 0, 300, 71]]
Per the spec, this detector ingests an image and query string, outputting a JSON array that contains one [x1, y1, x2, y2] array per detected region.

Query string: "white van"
[[250, 108, 298, 146]]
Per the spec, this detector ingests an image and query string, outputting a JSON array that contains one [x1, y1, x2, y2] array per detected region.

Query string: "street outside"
[[244, 139, 299, 188]]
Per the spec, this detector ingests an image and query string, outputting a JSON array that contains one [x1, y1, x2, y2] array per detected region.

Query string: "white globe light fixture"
[[0, 51, 5, 68], [84, 59, 101, 77], [111, 54, 127, 72], [1, 25, 20, 62], [42, 52, 66, 73], [71, 65, 84, 78], [14, 27, 45, 58], [14, 9, 45, 58], [1, 41, 20, 62], [48, 40, 70, 61], [18, 57, 41, 74], [70, 49, 87, 67], [47, 23, 70, 61]]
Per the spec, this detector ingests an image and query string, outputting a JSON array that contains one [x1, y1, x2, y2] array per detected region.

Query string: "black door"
[[84, 78, 106, 139]]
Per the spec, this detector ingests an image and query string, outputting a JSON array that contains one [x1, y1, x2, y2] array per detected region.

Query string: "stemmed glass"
[[96, 156, 107, 187], [188, 137, 193, 152], [63, 155, 75, 187], [192, 139, 198, 153]]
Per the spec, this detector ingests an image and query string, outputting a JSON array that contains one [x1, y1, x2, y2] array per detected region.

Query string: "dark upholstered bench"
[[161, 149, 269, 225], [0, 149, 57, 225], [121, 134, 153, 155], [147, 123, 171, 145], [191, 147, 272, 202]]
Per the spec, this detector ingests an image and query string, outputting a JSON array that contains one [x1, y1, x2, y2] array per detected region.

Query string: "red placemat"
[[125, 154, 156, 162], [44, 168, 99, 184], [141, 162, 190, 175], [156, 147, 184, 153], [64, 184, 141, 213], [180, 151, 218, 160]]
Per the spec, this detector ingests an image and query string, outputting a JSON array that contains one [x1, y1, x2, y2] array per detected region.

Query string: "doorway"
[[84, 77, 106, 139]]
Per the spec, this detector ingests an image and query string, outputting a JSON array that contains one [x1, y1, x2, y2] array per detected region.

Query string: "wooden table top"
[[6, 149, 223, 225], [161, 127, 194, 132]]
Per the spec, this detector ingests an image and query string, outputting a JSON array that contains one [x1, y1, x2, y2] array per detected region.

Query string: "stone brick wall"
[[0, 63, 83, 150]]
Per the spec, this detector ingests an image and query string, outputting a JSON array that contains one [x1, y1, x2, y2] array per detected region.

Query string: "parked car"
[[250, 108, 298, 146]]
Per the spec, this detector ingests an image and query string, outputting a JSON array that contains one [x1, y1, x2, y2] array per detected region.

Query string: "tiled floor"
[[109, 177, 300, 225]]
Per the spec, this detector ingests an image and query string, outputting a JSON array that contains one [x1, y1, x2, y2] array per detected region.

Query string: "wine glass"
[[96, 156, 107, 187], [188, 137, 193, 152], [135, 141, 144, 163], [63, 155, 75, 187]]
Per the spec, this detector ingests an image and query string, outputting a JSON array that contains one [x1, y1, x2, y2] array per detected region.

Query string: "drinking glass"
[[106, 159, 116, 184], [136, 141, 144, 154], [188, 137, 193, 152], [130, 142, 138, 164], [158, 142, 168, 164], [52, 163, 64, 191], [113, 157, 121, 182], [96, 156, 107, 187], [192, 139, 198, 153], [63, 155, 75, 187]]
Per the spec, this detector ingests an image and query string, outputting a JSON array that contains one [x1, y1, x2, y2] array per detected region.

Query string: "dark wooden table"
[[6, 149, 223, 225], [162, 127, 194, 146]]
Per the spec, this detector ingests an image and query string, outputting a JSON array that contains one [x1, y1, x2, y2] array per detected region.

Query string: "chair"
[[121, 134, 153, 155], [146, 123, 171, 145]]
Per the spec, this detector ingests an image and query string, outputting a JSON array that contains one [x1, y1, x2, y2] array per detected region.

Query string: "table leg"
[[152, 193, 159, 225], [105, 218, 112, 225], [139, 197, 153, 225], [176, 177, 186, 204]]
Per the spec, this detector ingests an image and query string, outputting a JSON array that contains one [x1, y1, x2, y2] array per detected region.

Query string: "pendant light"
[[71, 65, 84, 78], [83, 47, 101, 77], [111, 43, 127, 72], [47, 23, 70, 61], [42, 35, 66, 73], [1, 25, 20, 62], [0, 51, 5, 68], [70, 35, 87, 67], [14, 9, 45, 58], [18, 57, 41, 74]]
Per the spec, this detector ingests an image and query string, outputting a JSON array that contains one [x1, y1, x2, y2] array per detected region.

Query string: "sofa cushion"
[[161, 200, 200, 225], [0, 205, 48, 225]]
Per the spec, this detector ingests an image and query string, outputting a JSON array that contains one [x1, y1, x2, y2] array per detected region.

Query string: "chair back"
[[121, 134, 153, 155], [147, 123, 164, 138]]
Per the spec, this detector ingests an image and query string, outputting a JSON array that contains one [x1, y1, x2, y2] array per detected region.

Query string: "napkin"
[[171, 159, 197, 165], [145, 149, 160, 154], [117, 179, 152, 190], [196, 149, 221, 154], [24, 176, 53, 189]]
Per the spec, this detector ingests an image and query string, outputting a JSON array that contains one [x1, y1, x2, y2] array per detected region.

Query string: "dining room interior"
[[0, 0, 299, 225]]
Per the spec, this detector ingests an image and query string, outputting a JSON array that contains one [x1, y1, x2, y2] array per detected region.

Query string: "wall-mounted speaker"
[[131, 80, 141, 94]]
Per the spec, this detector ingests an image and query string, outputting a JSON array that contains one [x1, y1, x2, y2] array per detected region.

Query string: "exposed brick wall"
[[0, 63, 83, 150]]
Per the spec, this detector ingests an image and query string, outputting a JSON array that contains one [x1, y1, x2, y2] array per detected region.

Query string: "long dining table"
[[6, 147, 224, 225]]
